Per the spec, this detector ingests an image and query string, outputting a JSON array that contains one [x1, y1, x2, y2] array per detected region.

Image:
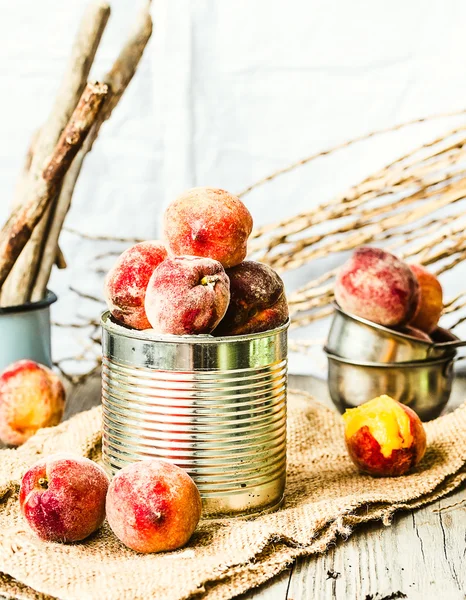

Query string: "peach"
[[0, 360, 65, 447], [106, 459, 202, 553], [144, 256, 230, 335], [398, 325, 432, 342], [19, 454, 109, 542], [214, 261, 289, 336], [409, 264, 443, 333], [342, 395, 426, 477], [335, 247, 419, 326], [104, 241, 168, 330], [163, 187, 253, 268]]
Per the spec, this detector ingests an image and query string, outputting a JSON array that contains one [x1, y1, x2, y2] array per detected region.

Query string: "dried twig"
[[238, 109, 466, 198], [31, 0, 153, 302], [0, 83, 108, 292], [2, 1, 111, 306], [64, 227, 145, 243]]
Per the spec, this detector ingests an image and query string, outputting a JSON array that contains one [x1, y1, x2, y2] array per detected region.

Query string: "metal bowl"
[[327, 303, 466, 363], [325, 348, 455, 421]]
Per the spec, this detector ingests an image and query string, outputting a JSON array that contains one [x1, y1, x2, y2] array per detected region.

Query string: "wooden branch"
[[55, 246, 67, 269], [0, 83, 108, 294], [31, 0, 153, 302], [1, 1, 110, 306]]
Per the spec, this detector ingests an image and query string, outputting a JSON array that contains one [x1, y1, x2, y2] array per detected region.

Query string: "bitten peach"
[[106, 459, 202, 553], [409, 264, 443, 334], [343, 395, 426, 477], [19, 454, 109, 542], [145, 256, 230, 335], [335, 247, 419, 326], [104, 241, 168, 330], [0, 360, 65, 446], [214, 261, 289, 335], [163, 187, 253, 268]]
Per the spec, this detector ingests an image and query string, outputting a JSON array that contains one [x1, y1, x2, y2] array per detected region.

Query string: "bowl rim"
[[332, 302, 460, 346], [323, 346, 455, 368]]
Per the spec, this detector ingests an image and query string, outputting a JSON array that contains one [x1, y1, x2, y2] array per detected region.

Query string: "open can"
[[101, 312, 288, 518]]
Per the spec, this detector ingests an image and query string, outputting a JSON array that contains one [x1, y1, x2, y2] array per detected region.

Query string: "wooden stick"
[[1, 1, 110, 306], [0, 83, 107, 293], [31, 0, 153, 302]]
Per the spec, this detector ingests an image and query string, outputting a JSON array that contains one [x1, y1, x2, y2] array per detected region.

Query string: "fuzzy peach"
[[335, 247, 419, 326], [163, 187, 253, 268], [144, 255, 230, 335], [409, 264, 443, 334], [19, 454, 109, 542], [104, 241, 168, 330], [106, 459, 202, 553], [0, 360, 65, 447], [214, 261, 289, 336], [343, 395, 426, 477]]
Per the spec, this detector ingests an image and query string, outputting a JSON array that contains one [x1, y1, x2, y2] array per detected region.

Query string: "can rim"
[[101, 311, 289, 343], [0, 290, 57, 315]]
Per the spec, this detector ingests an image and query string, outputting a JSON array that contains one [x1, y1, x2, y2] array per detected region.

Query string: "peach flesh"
[[106, 459, 202, 553], [335, 247, 419, 327], [0, 359, 65, 447], [104, 241, 168, 330], [19, 454, 109, 543], [343, 395, 426, 477], [163, 187, 253, 268]]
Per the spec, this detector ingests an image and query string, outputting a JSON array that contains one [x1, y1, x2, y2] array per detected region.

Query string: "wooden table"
[[3, 374, 466, 600]]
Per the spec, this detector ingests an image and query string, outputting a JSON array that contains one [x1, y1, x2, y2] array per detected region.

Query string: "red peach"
[[144, 256, 230, 335], [19, 454, 109, 542], [214, 261, 289, 335], [163, 187, 253, 268], [0, 360, 65, 447], [104, 241, 168, 330], [106, 459, 202, 553], [343, 395, 426, 477], [335, 247, 419, 326], [409, 264, 443, 333]]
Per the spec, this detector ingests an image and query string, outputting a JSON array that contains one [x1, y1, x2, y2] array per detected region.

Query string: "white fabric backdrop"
[[1, 0, 466, 375]]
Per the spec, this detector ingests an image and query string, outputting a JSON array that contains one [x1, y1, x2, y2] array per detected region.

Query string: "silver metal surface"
[[327, 304, 465, 363], [0, 290, 56, 371], [325, 348, 455, 421], [101, 312, 288, 518]]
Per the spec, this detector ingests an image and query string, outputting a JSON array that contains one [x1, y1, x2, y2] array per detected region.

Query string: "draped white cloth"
[[1, 0, 466, 375]]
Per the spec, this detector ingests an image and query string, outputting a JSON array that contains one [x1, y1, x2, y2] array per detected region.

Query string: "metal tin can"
[[101, 312, 288, 518]]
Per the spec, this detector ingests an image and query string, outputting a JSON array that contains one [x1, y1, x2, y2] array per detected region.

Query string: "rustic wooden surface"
[[2, 373, 466, 600]]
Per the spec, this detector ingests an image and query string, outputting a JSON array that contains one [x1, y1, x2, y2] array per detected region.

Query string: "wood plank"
[[239, 569, 292, 600], [287, 488, 466, 600]]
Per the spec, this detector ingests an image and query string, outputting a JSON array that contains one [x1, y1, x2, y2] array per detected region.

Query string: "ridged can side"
[[101, 312, 288, 518]]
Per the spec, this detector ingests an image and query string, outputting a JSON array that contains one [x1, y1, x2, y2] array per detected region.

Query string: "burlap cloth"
[[1, 389, 466, 600]]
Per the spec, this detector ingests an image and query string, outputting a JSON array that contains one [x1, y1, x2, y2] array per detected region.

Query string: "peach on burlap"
[[0, 390, 466, 600]]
